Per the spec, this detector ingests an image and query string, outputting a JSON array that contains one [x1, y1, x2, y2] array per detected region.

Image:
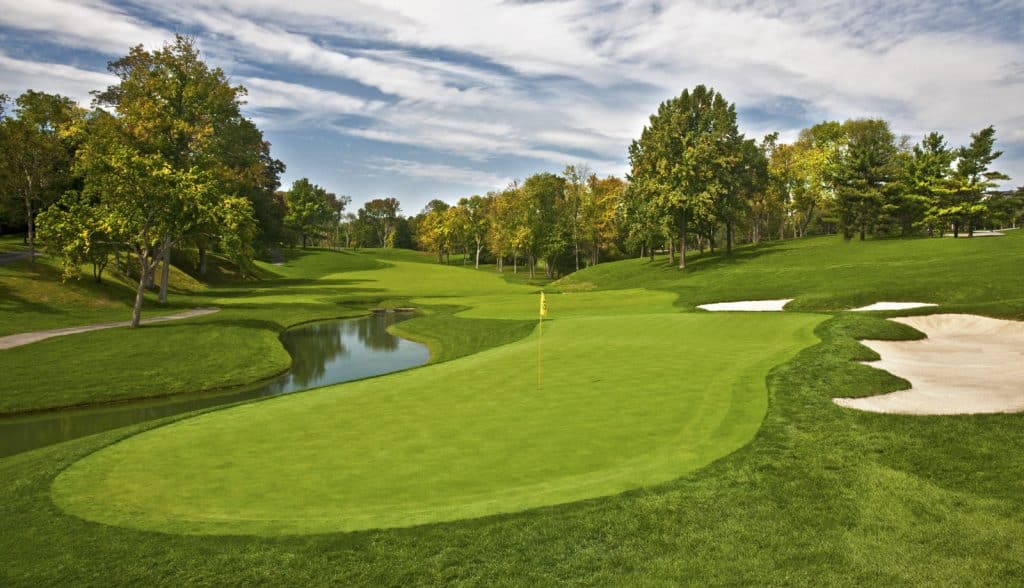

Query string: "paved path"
[[0, 308, 220, 350]]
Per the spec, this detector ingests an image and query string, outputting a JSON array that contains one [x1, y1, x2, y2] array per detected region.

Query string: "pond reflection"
[[0, 312, 428, 457]]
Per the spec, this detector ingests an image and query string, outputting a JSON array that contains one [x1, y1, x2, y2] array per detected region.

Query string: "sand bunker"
[[834, 314, 1024, 415], [943, 230, 1005, 237], [850, 302, 938, 312], [697, 299, 793, 312]]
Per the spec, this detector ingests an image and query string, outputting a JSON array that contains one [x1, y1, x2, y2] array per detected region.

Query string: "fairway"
[[54, 310, 821, 534]]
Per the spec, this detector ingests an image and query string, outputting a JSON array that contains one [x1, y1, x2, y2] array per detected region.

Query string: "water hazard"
[[0, 312, 429, 457]]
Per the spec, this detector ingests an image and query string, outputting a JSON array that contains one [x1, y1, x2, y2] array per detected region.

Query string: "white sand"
[[849, 302, 938, 312], [833, 314, 1024, 415], [943, 230, 1005, 237], [696, 299, 793, 312], [0, 308, 220, 350]]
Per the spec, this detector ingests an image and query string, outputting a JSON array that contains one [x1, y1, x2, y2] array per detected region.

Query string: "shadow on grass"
[[0, 281, 67, 317], [186, 279, 386, 300]]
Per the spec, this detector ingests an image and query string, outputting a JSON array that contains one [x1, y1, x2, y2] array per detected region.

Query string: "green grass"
[[2, 232, 1024, 584], [53, 311, 821, 534], [0, 247, 538, 412], [560, 231, 1024, 318]]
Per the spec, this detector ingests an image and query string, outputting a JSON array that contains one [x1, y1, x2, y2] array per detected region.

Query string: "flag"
[[539, 292, 548, 319]]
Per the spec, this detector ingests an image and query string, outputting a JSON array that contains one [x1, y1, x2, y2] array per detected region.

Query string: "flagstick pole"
[[537, 315, 542, 390]]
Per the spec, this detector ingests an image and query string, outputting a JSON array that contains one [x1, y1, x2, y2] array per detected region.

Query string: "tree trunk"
[[158, 240, 171, 304], [640, 244, 645, 259], [668, 236, 675, 265], [23, 178, 36, 264], [574, 239, 580, 272], [679, 211, 687, 270], [199, 245, 208, 276], [131, 249, 150, 328], [475, 242, 482, 269], [859, 225, 866, 241], [726, 221, 733, 254], [513, 254, 518, 274], [953, 221, 959, 238]]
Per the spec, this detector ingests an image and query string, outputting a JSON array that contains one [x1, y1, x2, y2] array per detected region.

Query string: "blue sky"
[[1, 0, 1021, 214]]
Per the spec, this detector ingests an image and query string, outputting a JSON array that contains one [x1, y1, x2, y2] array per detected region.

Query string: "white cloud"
[[0, 52, 115, 105], [364, 157, 509, 193], [0, 0, 1020, 194], [0, 0, 168, 53], [239, 77, 383, 118]]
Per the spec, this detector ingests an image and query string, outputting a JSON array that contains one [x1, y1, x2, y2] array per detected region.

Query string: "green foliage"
[[831, 119, 899, 240], [283, 178, 338, 247], [35, 191, 115, 282], [0, 90, 84, 256], [520, 171, 568, 277], [358, 197, 401, 247], [627, 85, 745, 267]]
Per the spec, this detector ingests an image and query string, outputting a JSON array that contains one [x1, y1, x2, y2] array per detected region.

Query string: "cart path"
[[0, 308, 220, 350]]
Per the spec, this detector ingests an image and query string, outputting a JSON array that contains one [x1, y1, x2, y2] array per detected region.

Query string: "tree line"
[[2, 38, 1021, 324]]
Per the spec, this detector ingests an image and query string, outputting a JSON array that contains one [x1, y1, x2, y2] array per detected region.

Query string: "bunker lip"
[[834, 313, 1024, 415], [849, 302, 938, 312], [696, 299, 793, 312]]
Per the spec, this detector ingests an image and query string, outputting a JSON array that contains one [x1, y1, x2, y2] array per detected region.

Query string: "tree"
[[944, 126, 1009, 237], [198, 117, 285, 271], [415, 199, 451, 262], [338, 212, 359, 248], [620, 180, 665, 259], [0, 91, 84, 263], [519, 172, 566, 278], [94, 36, 259, 306], [831, 119, 898, 240], [36, 190, 115, 283], [358, 197, 401, 247], [458, 194, 490, 268], [283, 178, 335, 247], [583, 175, 626, 265], [905, 132, 956, 236], [791, 121, 844, 237], [719, 138, 764, 254], [563, 164, 592, 271], [485, 186, 525, 272], [75, 110, 219, 327], [628, 85, 742, 269]]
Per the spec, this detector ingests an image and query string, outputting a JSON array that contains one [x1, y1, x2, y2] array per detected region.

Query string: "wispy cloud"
[[0, 52, 116, 105], [364, 157, 510, 193], [0, 0, 1020, 209]]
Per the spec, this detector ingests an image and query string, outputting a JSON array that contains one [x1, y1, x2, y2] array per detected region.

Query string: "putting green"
[[53, 309, 822, 535]]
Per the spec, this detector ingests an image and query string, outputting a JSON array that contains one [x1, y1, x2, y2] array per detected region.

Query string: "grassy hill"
[[2, 233, 1023, 584]]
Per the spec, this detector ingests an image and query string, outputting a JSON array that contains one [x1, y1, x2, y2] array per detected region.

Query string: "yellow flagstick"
[[538, 291, 547, 390]]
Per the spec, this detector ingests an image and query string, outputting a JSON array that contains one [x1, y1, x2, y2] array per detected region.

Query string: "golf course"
[[2, 230, 1023, 584]]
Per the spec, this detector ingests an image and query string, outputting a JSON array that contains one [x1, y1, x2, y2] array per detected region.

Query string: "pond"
[[0, 312, 429, 458]]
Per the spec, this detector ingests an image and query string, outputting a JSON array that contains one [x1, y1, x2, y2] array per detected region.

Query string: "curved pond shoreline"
[[0, 312, 429, 457]]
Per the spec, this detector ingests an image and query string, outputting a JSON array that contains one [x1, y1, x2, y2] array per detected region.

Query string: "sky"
[[1, 0, 1021, 214]]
